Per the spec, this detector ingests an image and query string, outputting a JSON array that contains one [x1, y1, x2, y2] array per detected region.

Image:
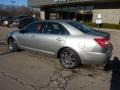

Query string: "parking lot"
[[0, 26, 120, 90]]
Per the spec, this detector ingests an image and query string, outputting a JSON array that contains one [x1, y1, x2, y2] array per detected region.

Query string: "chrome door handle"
[[56, 38, 62, 41]]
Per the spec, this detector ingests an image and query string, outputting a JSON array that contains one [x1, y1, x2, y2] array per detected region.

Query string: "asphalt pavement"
[[0, 27, 120, 90]]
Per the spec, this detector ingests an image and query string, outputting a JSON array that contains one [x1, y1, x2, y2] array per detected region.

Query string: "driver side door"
[[17, 22, 38, 50]]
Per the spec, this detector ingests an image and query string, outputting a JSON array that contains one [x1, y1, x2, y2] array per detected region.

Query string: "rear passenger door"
[[35, 22, 69, 54], [32, 22, 68, 54]]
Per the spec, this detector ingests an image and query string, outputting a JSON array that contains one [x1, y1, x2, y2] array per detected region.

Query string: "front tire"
[[8, 38, 19, 52], [60, 48, 81, 69]]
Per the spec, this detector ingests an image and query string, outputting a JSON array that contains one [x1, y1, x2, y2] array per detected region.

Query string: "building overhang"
[[28, 0, 120, 8]]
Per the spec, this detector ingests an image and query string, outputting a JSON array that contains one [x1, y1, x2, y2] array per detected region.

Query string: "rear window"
[[67, 21, 95, 34]]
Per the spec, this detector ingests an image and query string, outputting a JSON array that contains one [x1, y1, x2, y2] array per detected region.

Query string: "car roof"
[[44, 19, 74, 23], [32, 20, 84, 35]]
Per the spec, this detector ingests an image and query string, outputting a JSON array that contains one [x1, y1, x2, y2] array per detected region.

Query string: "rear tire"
[[60, 48, 81, 69], [8, 38, 19, 52]]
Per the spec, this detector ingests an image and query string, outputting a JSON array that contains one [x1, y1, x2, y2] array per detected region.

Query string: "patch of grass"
[[84, 22, 120, 30]]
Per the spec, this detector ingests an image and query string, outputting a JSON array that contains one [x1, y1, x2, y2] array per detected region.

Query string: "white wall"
[[92, 9, 120, 24]]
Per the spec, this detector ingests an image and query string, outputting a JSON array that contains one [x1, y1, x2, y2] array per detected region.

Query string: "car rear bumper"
[[78, 45, 113, 64], [80, 51, 112, 64]]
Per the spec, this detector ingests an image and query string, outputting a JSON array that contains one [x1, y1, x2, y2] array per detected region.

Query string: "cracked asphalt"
[[0, 27, 120, 90]]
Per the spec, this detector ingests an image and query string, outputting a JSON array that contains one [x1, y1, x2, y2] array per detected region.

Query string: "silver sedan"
[[7, 20, 113, 69]]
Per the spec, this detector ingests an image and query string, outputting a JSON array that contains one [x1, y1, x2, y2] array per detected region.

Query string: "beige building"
[[28, 0, 120, 24]]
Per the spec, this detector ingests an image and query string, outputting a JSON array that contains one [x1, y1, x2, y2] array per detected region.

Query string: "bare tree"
[[0, 4, 38, 17]]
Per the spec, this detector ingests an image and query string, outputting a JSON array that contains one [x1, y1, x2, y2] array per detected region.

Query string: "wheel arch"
[[7, 37, 14, 44], [57, 47, 81, 61], [57, 47, 68, 58], [7, 36, 17, 45]]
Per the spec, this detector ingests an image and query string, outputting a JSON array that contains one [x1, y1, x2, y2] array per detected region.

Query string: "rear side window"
[[43, 22, 68, 35]]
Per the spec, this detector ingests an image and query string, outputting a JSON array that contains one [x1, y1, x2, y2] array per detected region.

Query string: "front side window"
[[24, 22, 37, 33], [43, 22, 67, 35], [24, 22, 44, 33]]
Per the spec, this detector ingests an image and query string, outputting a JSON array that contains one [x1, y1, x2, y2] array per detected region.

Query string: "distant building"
[[28, 0, 120, 24]]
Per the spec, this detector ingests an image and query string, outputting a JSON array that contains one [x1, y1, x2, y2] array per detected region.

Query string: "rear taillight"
[[94, 38, 110, 47]]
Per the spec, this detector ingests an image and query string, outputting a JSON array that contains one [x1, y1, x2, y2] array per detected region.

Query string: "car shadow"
[[0, 51, 12, 56], [0, 42, 8, 45], [104, 57, 120, 90]]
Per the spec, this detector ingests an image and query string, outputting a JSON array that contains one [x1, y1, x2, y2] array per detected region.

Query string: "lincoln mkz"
[[7, 20, 113, 69]]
